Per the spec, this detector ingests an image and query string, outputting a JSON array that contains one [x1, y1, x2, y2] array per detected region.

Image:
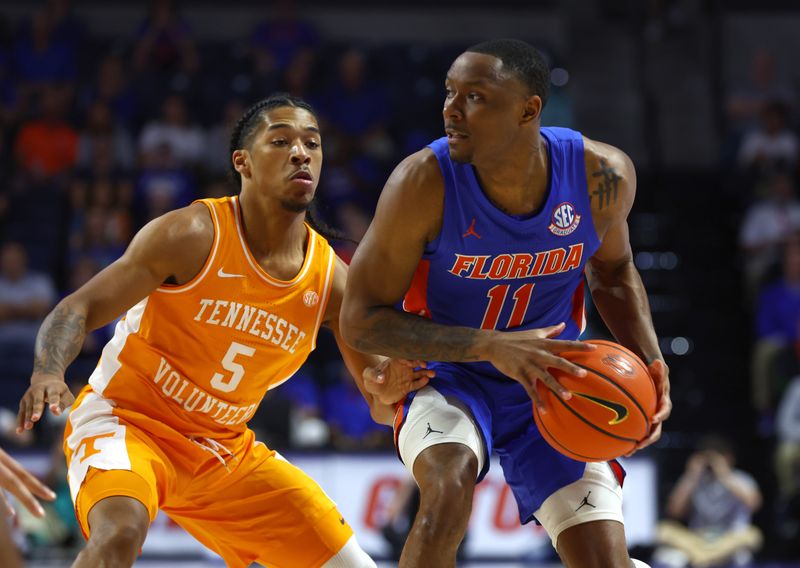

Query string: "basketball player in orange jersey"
[[341, 40, 670, 567], [15, 93, 433, 568]]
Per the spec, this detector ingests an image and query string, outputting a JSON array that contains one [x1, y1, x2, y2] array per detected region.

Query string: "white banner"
[[15, 453, 656, 559]]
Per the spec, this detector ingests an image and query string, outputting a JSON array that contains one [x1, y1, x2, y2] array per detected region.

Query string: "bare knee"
[[85, 497, 149, 564], [557, 520, 630, 568], [413, 444, 478, 538]]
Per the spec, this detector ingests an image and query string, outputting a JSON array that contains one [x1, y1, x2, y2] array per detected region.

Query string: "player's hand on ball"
[[628, 359, 671, 455], [17, 374, 75, 434], [363, 359, 435, 405], [486, 322, 595, 413]]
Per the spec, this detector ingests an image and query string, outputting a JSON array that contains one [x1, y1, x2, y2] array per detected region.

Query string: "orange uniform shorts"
[[64, 387, 352, 568]]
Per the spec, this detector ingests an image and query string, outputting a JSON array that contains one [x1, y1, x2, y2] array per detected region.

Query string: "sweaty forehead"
[[447, 52, 510, 85]]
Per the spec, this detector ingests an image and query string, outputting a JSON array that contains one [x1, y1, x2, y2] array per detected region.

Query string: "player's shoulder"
[[152, 201, 215, 248], [581, 136, 636, 219], [388, 147, 445, 194]]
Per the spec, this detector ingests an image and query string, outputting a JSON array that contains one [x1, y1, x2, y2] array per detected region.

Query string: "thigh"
[[65, 389, 171, 539], [167, 434, 353, 568], [395, 368, 492, 481]]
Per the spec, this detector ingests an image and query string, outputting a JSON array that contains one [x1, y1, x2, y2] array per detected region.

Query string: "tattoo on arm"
[[352, 308, 483, 362], [590, 158, 622, 210], [33, 305, 87, 376]]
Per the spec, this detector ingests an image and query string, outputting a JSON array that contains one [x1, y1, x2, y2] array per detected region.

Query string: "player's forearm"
[[342, 305, 490, 362], [32, 300, 88, 379], [587, 259, 663, 364]]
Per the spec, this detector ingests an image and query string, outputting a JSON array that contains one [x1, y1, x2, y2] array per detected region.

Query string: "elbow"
[[339, 298, 370, 350]]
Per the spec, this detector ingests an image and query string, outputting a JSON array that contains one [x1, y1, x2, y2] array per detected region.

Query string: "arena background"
[[0, 0, 798, 566]]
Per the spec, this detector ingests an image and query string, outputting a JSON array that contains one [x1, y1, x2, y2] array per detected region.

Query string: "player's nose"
[[289, 144, 311, 164], [443, 95, 464, 122]]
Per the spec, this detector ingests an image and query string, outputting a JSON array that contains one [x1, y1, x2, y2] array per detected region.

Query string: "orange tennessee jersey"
[[88, 196, 336, 438]]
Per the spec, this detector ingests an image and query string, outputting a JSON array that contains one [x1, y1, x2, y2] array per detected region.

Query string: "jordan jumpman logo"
[[462, 218, 481, 239], [423, 422, 444, 439], [575, 490, 597, 512]]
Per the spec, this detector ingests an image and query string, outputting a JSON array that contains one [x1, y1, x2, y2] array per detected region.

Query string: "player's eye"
[[271, 139, 288, 146], [468, 92, 483, 101], [306, 140, 320, 149], [444, 88, 454, 98]]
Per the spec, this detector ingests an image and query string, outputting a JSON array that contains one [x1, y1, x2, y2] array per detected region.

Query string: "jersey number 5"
[[481, 283, 535, 330], [210, 341, 256, 393]]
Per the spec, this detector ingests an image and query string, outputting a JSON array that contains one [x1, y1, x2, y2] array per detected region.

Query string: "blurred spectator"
[[737, 101, 798, 179], [204, 98, 244, 175], [12, 7, 76, 93], [68, 207, 126, 270], [132, 0, 198, 75], [249, 0, 318, 76], [727, 49, 796, 133], [739, 174, 800, 295], [775, 374, 800, 507], [281, 50, 318, 100], [77, 100, 135, 173], [14, 86, 77, 180], [81, 55, 138, 129], [654, 434, 762, 568], [134, 145, 196, 225], [331, 200, 371, 263], [321, 48, 394, 162], [750, 236, 800, 428], [139, 93, 205, 168], [280, 371, 329, 449], [0, 241, 56, 353]]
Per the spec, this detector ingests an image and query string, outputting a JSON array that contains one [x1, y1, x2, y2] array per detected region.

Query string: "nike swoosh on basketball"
[[217, 268, 245, 278], [573, 393, 629, 425]]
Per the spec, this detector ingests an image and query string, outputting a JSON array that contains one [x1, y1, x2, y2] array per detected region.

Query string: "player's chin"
[[448, 146, 473, 164], [279, 195, 313, 213]]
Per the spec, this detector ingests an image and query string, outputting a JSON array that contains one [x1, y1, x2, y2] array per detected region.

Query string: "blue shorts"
[[394, 362, 625, 524]]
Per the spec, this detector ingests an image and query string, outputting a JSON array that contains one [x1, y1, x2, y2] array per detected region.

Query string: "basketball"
[[533, 340, 657, 462]]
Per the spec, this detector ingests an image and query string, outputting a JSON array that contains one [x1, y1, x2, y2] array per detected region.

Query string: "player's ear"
[[521, 95, 542, 125], [232, 149, 251, 179]]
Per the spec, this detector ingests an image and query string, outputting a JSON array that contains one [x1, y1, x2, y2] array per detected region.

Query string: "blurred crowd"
[[0, 0, 799, 565]]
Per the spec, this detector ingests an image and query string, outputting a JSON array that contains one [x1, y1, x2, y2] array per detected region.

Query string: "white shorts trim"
[[534, 461, 625, 549], [396, 386, 485, 479]]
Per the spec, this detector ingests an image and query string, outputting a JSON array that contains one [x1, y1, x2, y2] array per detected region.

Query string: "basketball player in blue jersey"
[[341, 39, 670, 567]]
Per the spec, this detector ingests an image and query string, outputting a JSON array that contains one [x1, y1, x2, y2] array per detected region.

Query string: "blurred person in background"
[[737, 101, 798, 180], [132, 0, 198, 76], [248, 0, 318, 78], [750, 235, 800, 432], [0, 445, 56, 568], [76, 100, 135, 173], [12, 6, 76, 98], [726, 49, 795, 133], [204, 98, 245, 175], [16, 93, 432, 568], [0, 241, 57, 355], [138, 93, 206, 168], [14, 86, 78, 182], [738, 174, 800, 297], [654, 434, 762, 568], [81, 55, 138, 129], [774, 371, 800, 547]]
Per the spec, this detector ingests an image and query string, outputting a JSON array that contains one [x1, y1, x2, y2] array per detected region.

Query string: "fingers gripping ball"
[[533, 340, 657, 462]]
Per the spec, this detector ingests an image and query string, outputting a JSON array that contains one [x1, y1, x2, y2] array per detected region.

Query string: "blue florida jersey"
[[403, 127, 600, 378]]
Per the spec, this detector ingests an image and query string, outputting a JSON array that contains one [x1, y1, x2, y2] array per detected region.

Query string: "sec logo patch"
[[303, 290, 319, 308], [548, 202, 581, 236]]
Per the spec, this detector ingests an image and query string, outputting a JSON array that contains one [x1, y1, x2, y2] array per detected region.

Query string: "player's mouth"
[[446, 129, 469, 142], [290, 169, 314, 186]]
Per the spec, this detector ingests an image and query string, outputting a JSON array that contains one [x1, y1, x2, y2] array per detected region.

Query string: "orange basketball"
[[533, 340, 657, 462]]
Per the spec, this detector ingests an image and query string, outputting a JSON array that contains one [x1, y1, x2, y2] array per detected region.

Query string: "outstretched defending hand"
[[17, 374, 75, 434], [363, 359, 435, 405], [0, 447, 55, 518]]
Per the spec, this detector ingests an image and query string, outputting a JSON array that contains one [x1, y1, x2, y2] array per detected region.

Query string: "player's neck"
[[237, 190, 307, 261], [472, 133, 549, 217]]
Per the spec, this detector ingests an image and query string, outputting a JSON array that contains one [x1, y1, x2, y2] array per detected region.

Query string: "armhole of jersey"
[[310, 243, 336, 351], [156, 200, 221, 294]]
